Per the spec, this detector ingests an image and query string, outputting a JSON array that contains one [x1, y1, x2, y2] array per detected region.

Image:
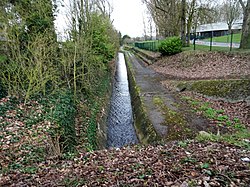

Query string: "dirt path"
[[126, 51, 210, 140]]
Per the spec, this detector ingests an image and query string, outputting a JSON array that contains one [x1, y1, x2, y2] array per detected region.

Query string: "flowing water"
[[107, 53, 138, 148]]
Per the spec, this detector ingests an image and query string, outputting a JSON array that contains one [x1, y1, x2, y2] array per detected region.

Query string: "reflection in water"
[[107, 53, 138, 148]]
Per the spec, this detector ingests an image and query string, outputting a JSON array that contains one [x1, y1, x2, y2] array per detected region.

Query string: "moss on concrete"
[[177, 79, 250, 101], [124, 52, 160, 144], [153, 96, 192, 141]]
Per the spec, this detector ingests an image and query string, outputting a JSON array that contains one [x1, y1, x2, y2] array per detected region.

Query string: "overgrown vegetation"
[[0, 91, 76, 174], [0, 0, 119, 158]]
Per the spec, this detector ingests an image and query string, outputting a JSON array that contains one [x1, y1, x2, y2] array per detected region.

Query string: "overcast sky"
[[111, 0, 148, 37], [55, 0, 149, 39]]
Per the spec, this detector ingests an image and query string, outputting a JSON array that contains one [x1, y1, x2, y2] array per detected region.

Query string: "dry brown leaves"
[[180, 91, 250, 130], [152, 51, 250, 80], [1, 142, 249, 186]]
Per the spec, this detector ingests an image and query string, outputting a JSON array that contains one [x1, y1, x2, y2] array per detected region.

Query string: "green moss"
[[177, 79, 250, 100], [196, 129, 250, 150], [153, 96, 192, 141], [153, 96, 163, 106], [183, 95, 248, 136]]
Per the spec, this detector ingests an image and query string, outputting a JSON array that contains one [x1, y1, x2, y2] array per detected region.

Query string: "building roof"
[[196, 19, 243, 33]]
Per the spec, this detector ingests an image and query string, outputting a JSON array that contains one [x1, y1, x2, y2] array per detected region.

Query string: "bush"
[[159, 37, 182, 56]]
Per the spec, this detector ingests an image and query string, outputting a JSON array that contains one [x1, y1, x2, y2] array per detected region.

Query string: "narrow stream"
[[107, 53, 138, 148]]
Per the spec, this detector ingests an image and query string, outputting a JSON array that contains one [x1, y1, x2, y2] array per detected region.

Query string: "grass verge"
[[203, 33, 241, 43]]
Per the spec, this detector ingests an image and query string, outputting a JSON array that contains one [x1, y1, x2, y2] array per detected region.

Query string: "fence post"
[[210, 31, 213, 51], [193, 33, 196, 51], [230, 31, 233, 51]]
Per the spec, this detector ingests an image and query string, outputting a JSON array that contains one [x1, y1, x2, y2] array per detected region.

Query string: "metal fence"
[[134, 40, 161, 52], [193, 32, 240, 51], [134, 32, 240, 52]]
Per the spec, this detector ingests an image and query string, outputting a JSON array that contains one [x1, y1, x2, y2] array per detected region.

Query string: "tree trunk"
[[181, 0, 186, 46], [240, 0, 250, 49], [187, 20, 191, 47]]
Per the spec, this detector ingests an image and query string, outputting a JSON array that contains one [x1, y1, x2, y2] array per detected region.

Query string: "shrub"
[[159, 37, 182, 56]]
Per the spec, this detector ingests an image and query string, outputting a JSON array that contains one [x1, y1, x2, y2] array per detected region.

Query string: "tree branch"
[[154, 4, 168, 13], [239, 0, 246, 10]]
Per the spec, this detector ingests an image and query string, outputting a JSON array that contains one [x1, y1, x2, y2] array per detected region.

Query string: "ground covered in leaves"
[[1, 141, 250, 186], [152, 51, 250, 80], [1, 50, 250, 186]]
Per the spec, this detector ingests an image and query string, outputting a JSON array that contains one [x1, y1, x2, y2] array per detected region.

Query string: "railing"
[[134, 40, 161, 52], [134, 32, 241, 52]]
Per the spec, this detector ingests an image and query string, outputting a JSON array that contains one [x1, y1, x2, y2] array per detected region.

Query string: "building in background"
[[196, 19, 243, 39]]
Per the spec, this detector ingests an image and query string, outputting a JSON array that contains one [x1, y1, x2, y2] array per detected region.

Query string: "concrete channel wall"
[[124, 51, 160, 144]]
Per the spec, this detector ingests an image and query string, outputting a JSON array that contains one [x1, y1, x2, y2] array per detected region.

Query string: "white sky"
[[55, 0, 150, 39], [110, 0, 148, 37]]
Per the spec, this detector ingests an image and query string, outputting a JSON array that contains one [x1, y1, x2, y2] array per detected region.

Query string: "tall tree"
[[181, 0, 186, 46], [186, 0, 196, 46], [63, 0, 119, 95], [143, 15, 148, 40], [221, 0, 242, 35], [239, 0, 250, 49], [142, 0, 181, 38], [142, 0, 219, 40]]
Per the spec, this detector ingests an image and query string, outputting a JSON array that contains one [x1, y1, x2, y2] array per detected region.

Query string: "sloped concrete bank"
[[123, 50, 214, 143], [124, 45, 161, 65], [124, 52, 160, 144]]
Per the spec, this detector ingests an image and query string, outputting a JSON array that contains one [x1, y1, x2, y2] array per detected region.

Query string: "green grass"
[[196, 129, 250, 150], [135, 40, 234, 52], [136, 41, 241, 53], [203, 33, 241, 43], [182, 96, 250, 149], [183, 44, 250, 53], [133, 34, 250, 54], [183, 44, 235, 52]]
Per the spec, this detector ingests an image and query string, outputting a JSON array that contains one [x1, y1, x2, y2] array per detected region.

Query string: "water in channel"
[[107, 53, 138, 148]]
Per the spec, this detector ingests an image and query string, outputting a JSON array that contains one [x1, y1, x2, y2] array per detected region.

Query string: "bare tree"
[[221, 0, 242, 35], [181, 0, 186, 46], [94, 0, 113, 18], [142, 0, 220, 41], [148, 15, 154, 40], [142, 0, 181, 38], [239, 0, 250, 49], [143, 15, 148, 40], [186, 0, 196, 46]]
